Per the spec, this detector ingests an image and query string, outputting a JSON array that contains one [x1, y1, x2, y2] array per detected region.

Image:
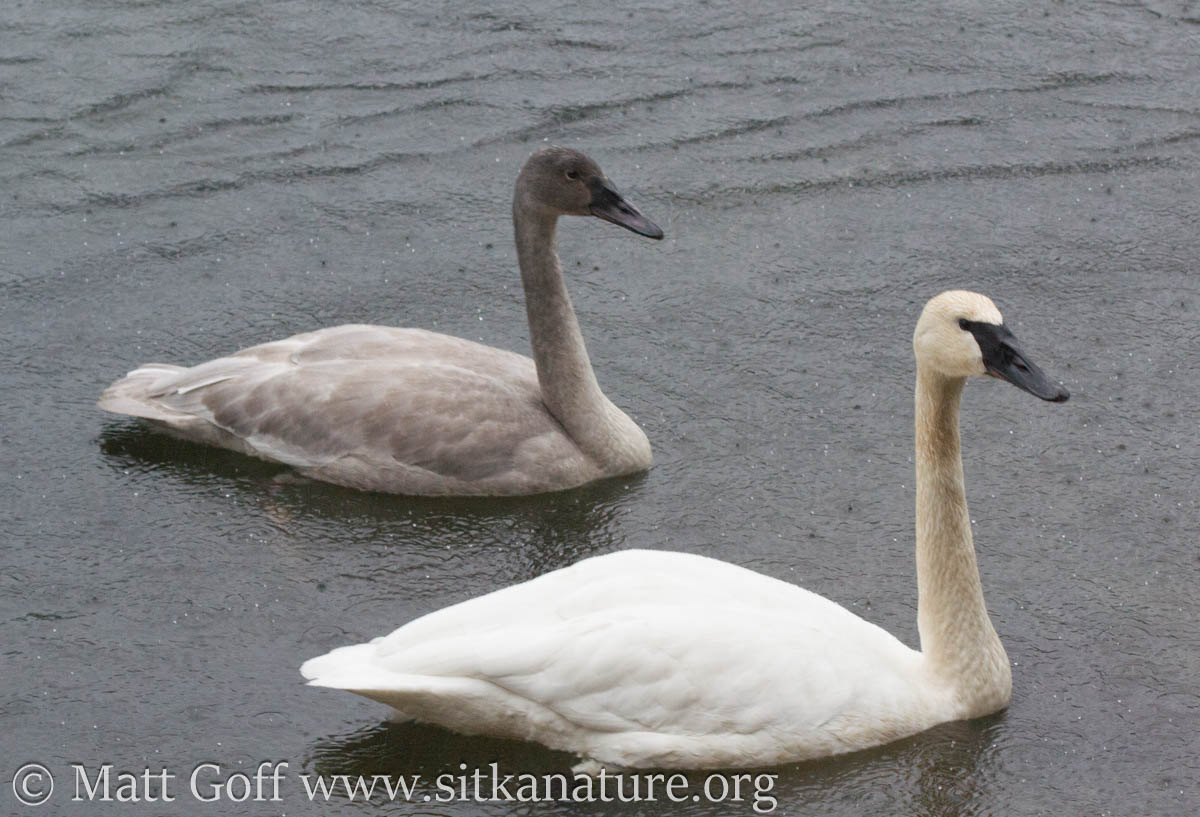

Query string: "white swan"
[[300, 290, 1069, 769], [97, 147, 663, 496]]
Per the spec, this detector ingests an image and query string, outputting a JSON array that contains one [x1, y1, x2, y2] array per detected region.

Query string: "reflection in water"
[[788, 714, 1007, 816], [99, 419, 647, 579], [307, 721, 575, 781], [304, 714, 1006, 815], [99, 421, 289, 486]]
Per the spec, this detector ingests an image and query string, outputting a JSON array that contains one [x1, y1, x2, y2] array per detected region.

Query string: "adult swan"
[[98, 147, 663, 495], [301, 291, 1070, 768]]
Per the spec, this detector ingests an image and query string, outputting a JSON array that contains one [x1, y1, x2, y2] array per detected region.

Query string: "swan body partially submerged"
[[301, 290, 1070, 769], [98, 148, 663, 495]]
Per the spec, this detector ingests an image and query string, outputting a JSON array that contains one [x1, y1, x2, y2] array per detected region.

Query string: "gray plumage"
[[98, 148, 663, 495]]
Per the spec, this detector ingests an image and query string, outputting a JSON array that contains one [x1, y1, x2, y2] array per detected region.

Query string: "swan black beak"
[[967, 322, 1070, 402], [588, 179, 663, 239]]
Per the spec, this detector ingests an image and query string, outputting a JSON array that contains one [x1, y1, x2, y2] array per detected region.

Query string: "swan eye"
[[566, 170, 580, 181], [958, 318, 970, 331]]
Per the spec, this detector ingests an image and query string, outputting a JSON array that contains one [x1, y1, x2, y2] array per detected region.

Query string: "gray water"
[[2, 1, 1198, 815]]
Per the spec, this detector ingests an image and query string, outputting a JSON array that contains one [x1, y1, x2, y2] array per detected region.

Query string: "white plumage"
[[302, 549, 938, 768], [302, 291, 1070, 769]]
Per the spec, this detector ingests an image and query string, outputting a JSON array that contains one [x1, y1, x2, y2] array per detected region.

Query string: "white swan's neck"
[[914, 367, 1011, 715], [513, 203, 632, 466]]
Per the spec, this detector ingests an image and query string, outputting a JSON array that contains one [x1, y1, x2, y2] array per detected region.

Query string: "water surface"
[[2, 1, 1198, 815]]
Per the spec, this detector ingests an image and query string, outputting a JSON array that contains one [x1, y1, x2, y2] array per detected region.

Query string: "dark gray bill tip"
[[588, 181, 664, 240], [1048, 384, 1070, 403], [967, 320, 1069, 403], [985, 362, 1069, 402]]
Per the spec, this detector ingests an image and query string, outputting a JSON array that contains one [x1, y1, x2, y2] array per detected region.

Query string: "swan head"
[[517, 147, 663, 239], [913, 290, 1069, 402]]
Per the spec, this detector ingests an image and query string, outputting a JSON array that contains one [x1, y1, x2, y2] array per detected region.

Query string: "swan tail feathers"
[[300, 643, 395, 691], [299, 644, 455, 702], [300, 645, 563, 738], [97, 364, 193, 421]]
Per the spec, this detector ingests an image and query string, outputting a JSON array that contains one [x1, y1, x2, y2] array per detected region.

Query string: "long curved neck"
[[914, 367, 1011, 714], [512, 201, 613, 457]]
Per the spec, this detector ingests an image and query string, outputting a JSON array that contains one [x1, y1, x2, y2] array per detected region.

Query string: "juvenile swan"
[[97, 148, 663, 495], [300, 291, 1070, 769]]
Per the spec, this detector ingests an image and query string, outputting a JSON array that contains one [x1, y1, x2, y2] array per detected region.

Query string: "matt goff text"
[[39, 761, 779, 812]]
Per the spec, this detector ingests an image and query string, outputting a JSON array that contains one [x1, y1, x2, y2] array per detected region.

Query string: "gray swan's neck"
[[513, 203, 622, 463], [914, 367, 1011, 713]]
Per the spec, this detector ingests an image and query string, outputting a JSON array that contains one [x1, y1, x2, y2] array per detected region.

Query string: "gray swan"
[[301, 291, 1069, 769], [98, 147, 663, 495]]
